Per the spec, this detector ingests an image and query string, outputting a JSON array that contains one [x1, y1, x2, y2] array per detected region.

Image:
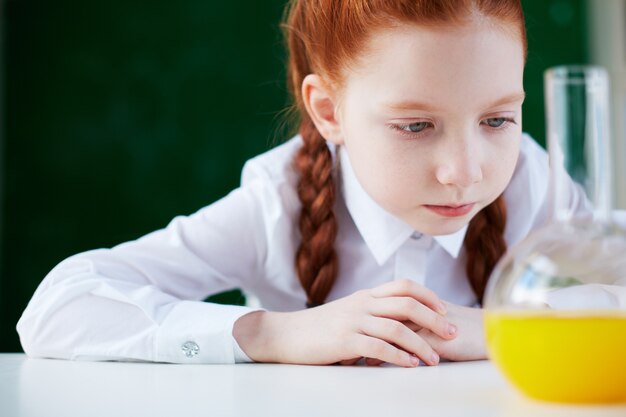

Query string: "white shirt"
[[16, 133, 593, 364]]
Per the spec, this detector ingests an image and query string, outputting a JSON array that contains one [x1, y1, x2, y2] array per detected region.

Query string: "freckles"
[[487, 142, 519, 172], [372, 166, 412, 206], [490, 151, 519, 187], [480, 159, 507, 190]]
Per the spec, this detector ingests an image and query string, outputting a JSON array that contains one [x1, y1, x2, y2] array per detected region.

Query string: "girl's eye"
[[388, 121, 433, 139], [392, 121, 431, 134], [405, 122, 430, 133], [484, 117, 508, 128]]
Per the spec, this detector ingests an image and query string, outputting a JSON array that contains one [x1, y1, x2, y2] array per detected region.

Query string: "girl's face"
[[333, 21, 525, 236]]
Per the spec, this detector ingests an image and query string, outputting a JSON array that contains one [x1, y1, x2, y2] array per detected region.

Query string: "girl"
[[16, 0, 588, 367]]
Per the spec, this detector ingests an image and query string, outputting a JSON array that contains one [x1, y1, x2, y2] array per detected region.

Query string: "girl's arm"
[[17, 179, 272, 364], [18, 173, 456, 366]]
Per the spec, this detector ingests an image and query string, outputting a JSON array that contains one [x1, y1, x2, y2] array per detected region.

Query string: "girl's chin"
[[406, 212, 476, 236], [426, 222, 468, 237]]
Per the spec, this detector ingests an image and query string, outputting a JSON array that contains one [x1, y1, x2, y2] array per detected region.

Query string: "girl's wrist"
[[233, 310, 285, 363]]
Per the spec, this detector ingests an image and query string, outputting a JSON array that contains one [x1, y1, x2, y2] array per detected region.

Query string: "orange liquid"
[[485, 310, 626, 403]]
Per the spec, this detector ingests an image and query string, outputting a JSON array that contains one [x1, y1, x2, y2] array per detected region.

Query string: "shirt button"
[[411, 232, 423, 240], [181, 341, 200, 358]]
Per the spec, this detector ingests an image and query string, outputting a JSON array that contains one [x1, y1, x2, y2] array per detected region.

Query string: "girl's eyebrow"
[[382, 92, 526, 112], [484, 91, 526, 109]]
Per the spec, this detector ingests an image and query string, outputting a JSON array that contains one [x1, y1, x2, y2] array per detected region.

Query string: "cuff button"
[[182, 341, 200, 358]]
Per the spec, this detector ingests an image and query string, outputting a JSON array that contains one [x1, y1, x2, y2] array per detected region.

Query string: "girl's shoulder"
[[240, 135, 304, 187], [232, 136, 306, 220]]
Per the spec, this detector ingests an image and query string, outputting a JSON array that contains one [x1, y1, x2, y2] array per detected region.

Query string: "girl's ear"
[[301, 74, 344, 145]]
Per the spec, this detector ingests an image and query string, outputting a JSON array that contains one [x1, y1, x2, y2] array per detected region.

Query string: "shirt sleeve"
[[16, 178, 277, 364]]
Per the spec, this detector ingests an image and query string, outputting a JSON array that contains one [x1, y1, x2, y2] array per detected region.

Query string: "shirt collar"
[[337, 146, 467, 265]]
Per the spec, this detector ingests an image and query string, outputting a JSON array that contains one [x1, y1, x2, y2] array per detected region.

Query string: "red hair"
[[283, 0, 526, 306]]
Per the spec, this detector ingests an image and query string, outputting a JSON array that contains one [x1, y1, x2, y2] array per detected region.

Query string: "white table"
[[1, 353, 625, 417]]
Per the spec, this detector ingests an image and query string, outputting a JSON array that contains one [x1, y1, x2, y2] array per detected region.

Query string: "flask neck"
[[545, 66, 614, 223]]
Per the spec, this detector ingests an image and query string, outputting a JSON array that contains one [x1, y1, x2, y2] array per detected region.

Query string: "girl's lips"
[[424, 203, 475, 217]]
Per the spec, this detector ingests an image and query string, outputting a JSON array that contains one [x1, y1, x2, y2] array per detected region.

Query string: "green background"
[[0, 0, 588, 353]]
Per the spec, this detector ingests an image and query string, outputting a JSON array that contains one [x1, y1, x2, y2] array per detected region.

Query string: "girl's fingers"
[[354, 334, 420, 368], [365, 357, 384, 366], [369, 297, 456, 340], [369, 279, 446, 315], [338, 358, 361, 366], [360, 317, 440, 366], [402, 320, 422, 333]]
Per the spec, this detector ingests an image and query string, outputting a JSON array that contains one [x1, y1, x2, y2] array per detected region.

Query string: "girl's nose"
[[435, 143, 483, 188]]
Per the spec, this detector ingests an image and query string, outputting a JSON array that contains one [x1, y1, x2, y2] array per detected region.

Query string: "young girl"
[[16, 0, 589, 367]]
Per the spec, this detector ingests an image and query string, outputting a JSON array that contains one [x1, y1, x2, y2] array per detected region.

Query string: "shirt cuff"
[[233, 337, 254, 363], [154, 300, 261, 364]]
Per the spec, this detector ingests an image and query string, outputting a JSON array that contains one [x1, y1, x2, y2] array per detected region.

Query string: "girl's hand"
[[362, 302, 486, 366], [233, 279, 457, 367], [413, 302, 486, 362]]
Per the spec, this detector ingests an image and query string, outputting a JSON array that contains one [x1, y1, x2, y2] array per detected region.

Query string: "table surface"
[[1, 353, 625, 417]]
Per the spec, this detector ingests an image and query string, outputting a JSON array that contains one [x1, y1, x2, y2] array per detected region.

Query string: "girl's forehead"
[[358, 20, 523, 71], [342, 21, 525, 110]]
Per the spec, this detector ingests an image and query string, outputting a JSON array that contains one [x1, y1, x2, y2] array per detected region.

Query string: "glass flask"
[[484, 66, 626, 404]]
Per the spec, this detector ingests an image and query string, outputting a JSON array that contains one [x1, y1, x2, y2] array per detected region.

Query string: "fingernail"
[[410, 355, 419, 366], [438, 302, 447, 314], [430, 352, 439, 365], [448, 323, 457, 336]]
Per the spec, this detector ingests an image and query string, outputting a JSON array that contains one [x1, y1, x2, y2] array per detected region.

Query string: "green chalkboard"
[[1, 0, 289, 352], [0, 0, 588, 353]]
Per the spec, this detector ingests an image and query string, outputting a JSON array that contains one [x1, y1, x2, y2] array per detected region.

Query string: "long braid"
[[463, 195, 507, 304], [294, 117, 338, 307]]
